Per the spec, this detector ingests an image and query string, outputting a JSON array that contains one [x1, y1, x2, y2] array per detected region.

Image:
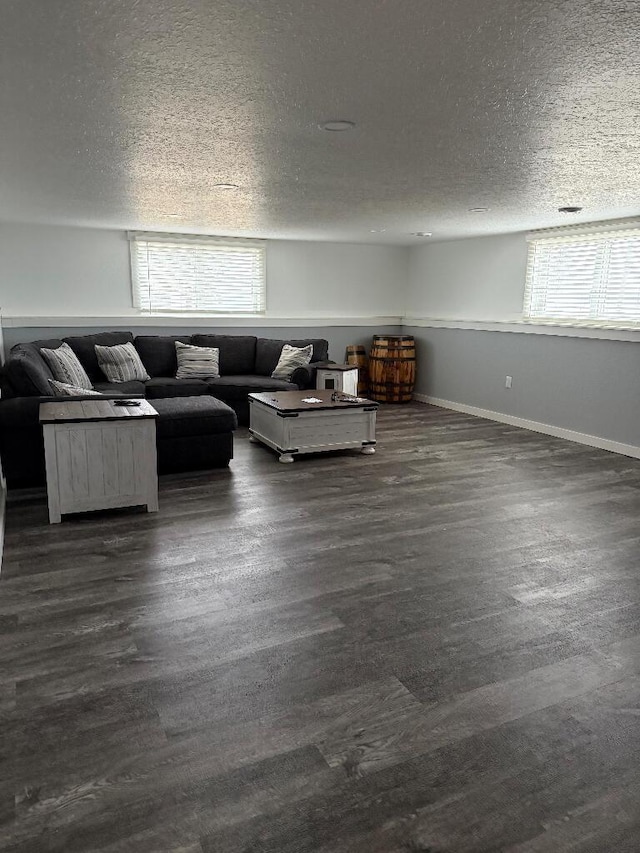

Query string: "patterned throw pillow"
[[175, 341, 220, 379], [271, 344, 313, 380], [94, 342, 150, 383], [40, 342, 93, 390], [49, 380, 103, 397]]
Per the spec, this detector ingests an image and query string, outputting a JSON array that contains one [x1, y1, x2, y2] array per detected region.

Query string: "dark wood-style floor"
[[2, 403, 640, 853]]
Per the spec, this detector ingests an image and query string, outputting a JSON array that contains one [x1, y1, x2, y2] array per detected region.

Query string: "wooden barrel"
[[368, 335, 416, 403], [345, 344, 369, 396]]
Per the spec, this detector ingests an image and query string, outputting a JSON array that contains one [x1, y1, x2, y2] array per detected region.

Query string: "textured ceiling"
[[1, 0, 639, 244]]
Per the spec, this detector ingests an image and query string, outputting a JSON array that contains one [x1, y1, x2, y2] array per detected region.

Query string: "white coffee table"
[[248, 390, 377, 463], [40, 399, 159, 523]]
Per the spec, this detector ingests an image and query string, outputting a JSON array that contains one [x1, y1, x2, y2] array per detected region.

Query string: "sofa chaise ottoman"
[[152, 396, 237, 473]]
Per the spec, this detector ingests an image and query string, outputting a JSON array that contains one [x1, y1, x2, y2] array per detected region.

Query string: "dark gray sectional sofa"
[[0, 331, 329, 487]]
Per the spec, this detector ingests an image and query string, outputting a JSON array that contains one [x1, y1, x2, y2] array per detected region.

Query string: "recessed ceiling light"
[[469, 207, 490, 212], [558, 205, 582, 213], [212, 182, 239, 190], [320, 120, 356, 132], [370, 228, 386, 233], [411, 231, 433, 238]]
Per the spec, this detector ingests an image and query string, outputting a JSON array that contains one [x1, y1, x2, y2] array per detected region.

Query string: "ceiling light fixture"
[[469, 207, 489, 213], [320, 120, 356, 132], [212, 182, 239, 190], [370, 229, 386, 233], [558, 205, 582, 213], [412, 231, 433, 238]]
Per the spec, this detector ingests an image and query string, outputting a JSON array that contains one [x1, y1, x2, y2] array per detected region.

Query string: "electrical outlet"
[[505, 375, 513, 389]]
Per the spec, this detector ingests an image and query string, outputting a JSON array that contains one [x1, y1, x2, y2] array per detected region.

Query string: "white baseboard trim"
[[412, 393, 640, 460]]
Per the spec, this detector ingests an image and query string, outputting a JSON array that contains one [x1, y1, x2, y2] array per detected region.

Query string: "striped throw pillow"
[[40, 342, 93, 390], [175, 341, 220, 378], [271, 344, 313, 380], [95, 342, 150, 383], [49, 380, 103, 397]]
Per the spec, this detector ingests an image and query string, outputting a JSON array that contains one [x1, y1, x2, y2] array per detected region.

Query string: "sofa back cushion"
[[254, 338, 329, 376], [5, 340, 63, 396], [191, 335, 257, 376], [134, 335, 192, 377], [63, 332, 134, 384]]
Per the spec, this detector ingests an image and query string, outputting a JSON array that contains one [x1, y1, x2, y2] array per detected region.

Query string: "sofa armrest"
[[290, 364, 318, 389], [0, 397, 44, 430], [0, 393, 144, 430]]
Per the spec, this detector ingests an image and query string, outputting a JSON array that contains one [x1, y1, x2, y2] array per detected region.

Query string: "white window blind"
[[129, 233, 266, 314], [524, 222, 640, 326]]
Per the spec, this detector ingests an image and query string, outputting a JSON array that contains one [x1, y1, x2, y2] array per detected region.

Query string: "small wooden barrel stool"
[[345, 344, 369, 396]]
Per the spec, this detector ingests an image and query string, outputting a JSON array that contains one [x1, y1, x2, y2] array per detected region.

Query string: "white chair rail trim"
[[2, 315, 403, 329], [402, 317, 640, 343]]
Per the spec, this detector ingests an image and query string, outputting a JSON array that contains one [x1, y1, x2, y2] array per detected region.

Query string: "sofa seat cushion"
[[63, 332, 134, 384], [151, 396, 237, 438], [93, 380, 146, 396], [191, 335, 257, 375], [134, 335, 192, 377], [144, 377, 210, 398], [255, 338, 329, 376], [206, 374, 297, 402]]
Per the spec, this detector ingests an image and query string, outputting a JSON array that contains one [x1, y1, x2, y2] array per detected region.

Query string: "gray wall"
[[3, 324, 402, 364], [407, 325, 640, 448], [406, 233, 527, 322]]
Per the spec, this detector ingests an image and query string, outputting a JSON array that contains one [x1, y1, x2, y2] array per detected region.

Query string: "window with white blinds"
[[524, 223, 640, 326], [129, 233, 266, 314]]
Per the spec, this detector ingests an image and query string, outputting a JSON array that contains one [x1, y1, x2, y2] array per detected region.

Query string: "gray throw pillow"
[[175, 341, 220, 379], [95, 342, 150, 383], [271, 344, 313, 380], [40, 342, 93, 390]]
